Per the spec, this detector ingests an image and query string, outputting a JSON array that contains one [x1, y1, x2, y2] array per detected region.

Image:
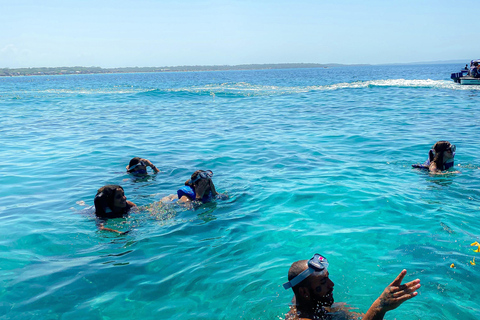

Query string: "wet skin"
[[113, 188, 127, 210], [308, 271, 335, 307]]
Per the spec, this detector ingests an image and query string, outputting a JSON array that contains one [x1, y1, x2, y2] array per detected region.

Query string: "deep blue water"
[[1, 64, 480, 319]]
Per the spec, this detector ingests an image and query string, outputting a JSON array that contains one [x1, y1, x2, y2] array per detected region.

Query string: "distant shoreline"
[[0, 63, 354, 77], [0, 60, 468, 77], [0, 63, 359, 77]]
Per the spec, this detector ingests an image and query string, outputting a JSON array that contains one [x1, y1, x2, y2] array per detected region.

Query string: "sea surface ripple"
[[1, 64, 479, 319]]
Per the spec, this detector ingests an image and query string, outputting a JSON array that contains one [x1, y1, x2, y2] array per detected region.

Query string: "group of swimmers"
[[91, 142, 457, 319], [93, 157, 226, 233]]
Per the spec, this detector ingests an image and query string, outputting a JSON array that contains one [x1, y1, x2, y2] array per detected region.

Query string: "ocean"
[[1, 64, 479, 319]]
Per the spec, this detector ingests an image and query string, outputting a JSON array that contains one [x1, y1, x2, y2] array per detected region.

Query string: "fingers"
[[390, 269, 407, 286], [392, 280, 421, 298], [395, 287, 420, 302]]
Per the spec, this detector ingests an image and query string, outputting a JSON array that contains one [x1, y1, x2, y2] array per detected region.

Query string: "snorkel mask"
[[430, 144, 456, 158], [128, 161, 147, 174], [283, 254, 329, 290], [447, 144, 456, 157], [188, 170, 213, 185]]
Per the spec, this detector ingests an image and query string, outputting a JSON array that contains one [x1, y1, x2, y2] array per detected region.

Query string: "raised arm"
[[363, 270, 420, 320], [142, 158, 160, 173]]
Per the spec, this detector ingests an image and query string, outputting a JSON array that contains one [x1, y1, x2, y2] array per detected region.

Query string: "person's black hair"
[[288, 260, 310, 296], [186, 170, 218, 200], [128, 157, 142, 169], [94, 185, 124, 217], [430, 141, 452, 171]]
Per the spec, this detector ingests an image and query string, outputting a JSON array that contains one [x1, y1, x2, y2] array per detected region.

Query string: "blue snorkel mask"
[[283, 254, 329, 290], [188, 170, 213, 185]]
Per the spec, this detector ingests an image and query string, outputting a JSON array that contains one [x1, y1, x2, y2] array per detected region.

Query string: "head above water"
[[127, 157, 147, 174], [94, 185, 127, 217], [186, 170, 218, 200], [285, 254, 335, 308], [430, 141, 455, 170]]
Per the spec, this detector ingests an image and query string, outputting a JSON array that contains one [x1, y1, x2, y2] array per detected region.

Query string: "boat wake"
[[2, 79, 478, 100], [165, 79, 480, 96]]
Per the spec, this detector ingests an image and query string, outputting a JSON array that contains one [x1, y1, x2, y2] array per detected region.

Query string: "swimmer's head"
[[94, 185, 126, 216], [127, 157, 147, 175], [186, 170, 218, 200], [430, 141, 455, 170], [285, 254, 335, 308]]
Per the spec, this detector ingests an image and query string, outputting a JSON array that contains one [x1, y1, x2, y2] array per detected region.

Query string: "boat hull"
[[459, 77, 480, 85]]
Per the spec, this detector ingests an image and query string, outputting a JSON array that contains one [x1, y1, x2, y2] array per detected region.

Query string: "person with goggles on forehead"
[[126, 157, 160, 175], [284, 254, 420, 320], [412, 141, 457, 173], [177, 170, 220, 203], [159, 169, 228, 205]]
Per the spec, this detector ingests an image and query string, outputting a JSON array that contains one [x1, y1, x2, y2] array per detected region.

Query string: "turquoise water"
[[1, 64, 480, 319]]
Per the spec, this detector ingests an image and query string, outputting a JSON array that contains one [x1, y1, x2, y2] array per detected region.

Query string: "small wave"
[[138, 82, 297, 97], [189, 79, 480, 94], [41, 87, 144, 95], [140, 80, 480, 97], [317, 79, 480, 91]]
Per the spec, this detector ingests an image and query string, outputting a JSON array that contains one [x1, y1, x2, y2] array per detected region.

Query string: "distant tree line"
[[0, 63, 360, 77]]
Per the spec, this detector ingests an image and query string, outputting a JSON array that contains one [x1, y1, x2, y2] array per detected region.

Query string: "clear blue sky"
[[1, 0, 478, 68]]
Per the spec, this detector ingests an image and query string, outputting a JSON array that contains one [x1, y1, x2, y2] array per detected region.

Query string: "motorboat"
[[451, 59, 480, 85]]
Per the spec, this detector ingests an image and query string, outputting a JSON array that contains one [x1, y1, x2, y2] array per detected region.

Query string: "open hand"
[[378, 269, 420, 312]]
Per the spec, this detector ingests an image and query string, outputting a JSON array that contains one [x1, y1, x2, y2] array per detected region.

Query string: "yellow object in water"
[[474, 247, 480, 253], [450, 263, 455, 268], [470, 257, 476, 266], [471, 241, 480, 247]]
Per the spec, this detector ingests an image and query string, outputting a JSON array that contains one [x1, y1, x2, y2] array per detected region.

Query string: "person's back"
[[473, 66, 480, 78], [471, 63, 480, 78]]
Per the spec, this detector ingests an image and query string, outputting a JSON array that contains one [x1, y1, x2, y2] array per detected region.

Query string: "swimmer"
[[161, 170, 227, 204], [94, 185, 136, 233], [126, 157, 160, 175], [284, 254, 420, 320], [178, 170, 229, 203], [412, 141, 458, 174], [427, 141, 456, 173]]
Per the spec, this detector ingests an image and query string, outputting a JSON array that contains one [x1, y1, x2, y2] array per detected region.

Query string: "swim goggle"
[[447, 145, 456, 154], [128, 161, 146, 172], [189, 170, 213, 184], [431, 144, 456, 157], [283, 254, 329, 290]]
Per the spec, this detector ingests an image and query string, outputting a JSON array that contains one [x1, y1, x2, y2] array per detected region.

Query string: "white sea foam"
[[184, 79, 480, 96], [1, 79, 478, 99], [320, 79, 480, 91]]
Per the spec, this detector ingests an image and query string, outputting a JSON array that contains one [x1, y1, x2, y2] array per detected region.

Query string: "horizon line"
[[0, 59, 471, 70]]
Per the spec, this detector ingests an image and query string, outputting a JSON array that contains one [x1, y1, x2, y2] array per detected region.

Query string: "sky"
[[1, 0, 479, 68]]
